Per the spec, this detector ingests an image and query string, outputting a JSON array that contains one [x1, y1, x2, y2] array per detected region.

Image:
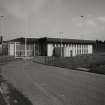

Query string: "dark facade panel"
[[0, 36, 3, 44], [38, 38, 47, 56], [93, 41, 105, 53]]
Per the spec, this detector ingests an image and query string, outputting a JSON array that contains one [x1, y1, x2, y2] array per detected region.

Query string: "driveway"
[[2, 60, 105, 105]]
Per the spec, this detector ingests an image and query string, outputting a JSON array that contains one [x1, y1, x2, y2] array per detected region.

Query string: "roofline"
[[39, 37, 96, 44], [7, 37, 38, 42], [6, 37, 96, 44]]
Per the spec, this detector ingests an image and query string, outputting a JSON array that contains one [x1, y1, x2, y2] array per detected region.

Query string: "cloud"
[[75, 19, 97, 27], [85, 20, 96, 26], [3, 0, 47, 19], [96, 16, 105, 22], [76, 23, 84, 27]]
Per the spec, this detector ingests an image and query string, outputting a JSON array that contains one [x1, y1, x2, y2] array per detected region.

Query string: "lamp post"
[[28, 16, 31, 57], [0, 16, 4, 56], [80, 15, 85, 40], [0, 16, 4, 43], [25, 17, 28, 57], [25, 15, 31, 58], [27, 15, 31, 57]]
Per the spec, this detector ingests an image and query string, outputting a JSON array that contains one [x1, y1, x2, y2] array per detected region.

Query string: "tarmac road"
[[2, 60, 105, 105]]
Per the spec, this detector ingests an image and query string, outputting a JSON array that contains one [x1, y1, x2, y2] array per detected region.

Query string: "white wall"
[[9, 43, 15, 56], [47, 43, 93, 57], [47, 44, 54, 56], [64, 47, 69, 57], [63, 44, 93, 57], [72, 45, 76, 56], [88, 45, 93, 54]]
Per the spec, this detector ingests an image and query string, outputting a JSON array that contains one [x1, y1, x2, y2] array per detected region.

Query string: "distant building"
[[5, 37, 95, 58], [93, 40, 105, 53]]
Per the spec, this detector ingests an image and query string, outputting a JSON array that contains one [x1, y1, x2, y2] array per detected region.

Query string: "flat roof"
[[7, 37, 96, 44], [39, 37, 96, 44], [7, 37, 38, 44]]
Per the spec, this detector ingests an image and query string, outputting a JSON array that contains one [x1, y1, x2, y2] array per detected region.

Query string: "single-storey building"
[[5, 37, 95, 58]]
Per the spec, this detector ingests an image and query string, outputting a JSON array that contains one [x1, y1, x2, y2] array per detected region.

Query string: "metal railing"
[[32, 56, 57, 65]]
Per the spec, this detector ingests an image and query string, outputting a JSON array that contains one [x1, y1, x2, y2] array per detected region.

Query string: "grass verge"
[[0, 67, 33, 105]]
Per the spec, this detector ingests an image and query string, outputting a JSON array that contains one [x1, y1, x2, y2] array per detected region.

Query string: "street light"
[[0, 16, 4, 56], [0, 16, 4, 43], [80, 15, 85, 40], [25, 17, 28, 57], [24, 15, 31, 57]]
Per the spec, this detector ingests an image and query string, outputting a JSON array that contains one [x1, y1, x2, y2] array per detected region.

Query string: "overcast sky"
[[0, 0, 105, 40]]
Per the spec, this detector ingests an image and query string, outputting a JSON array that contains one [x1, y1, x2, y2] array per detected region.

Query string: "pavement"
[[1, 60, 105, 105]]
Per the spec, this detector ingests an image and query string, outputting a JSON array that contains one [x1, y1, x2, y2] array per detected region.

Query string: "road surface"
[[1, 60, 105, 105]]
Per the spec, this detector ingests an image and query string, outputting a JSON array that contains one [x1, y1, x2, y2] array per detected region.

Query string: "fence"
[[32, 56, 59, 65], [0, 56, 15, 64]]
